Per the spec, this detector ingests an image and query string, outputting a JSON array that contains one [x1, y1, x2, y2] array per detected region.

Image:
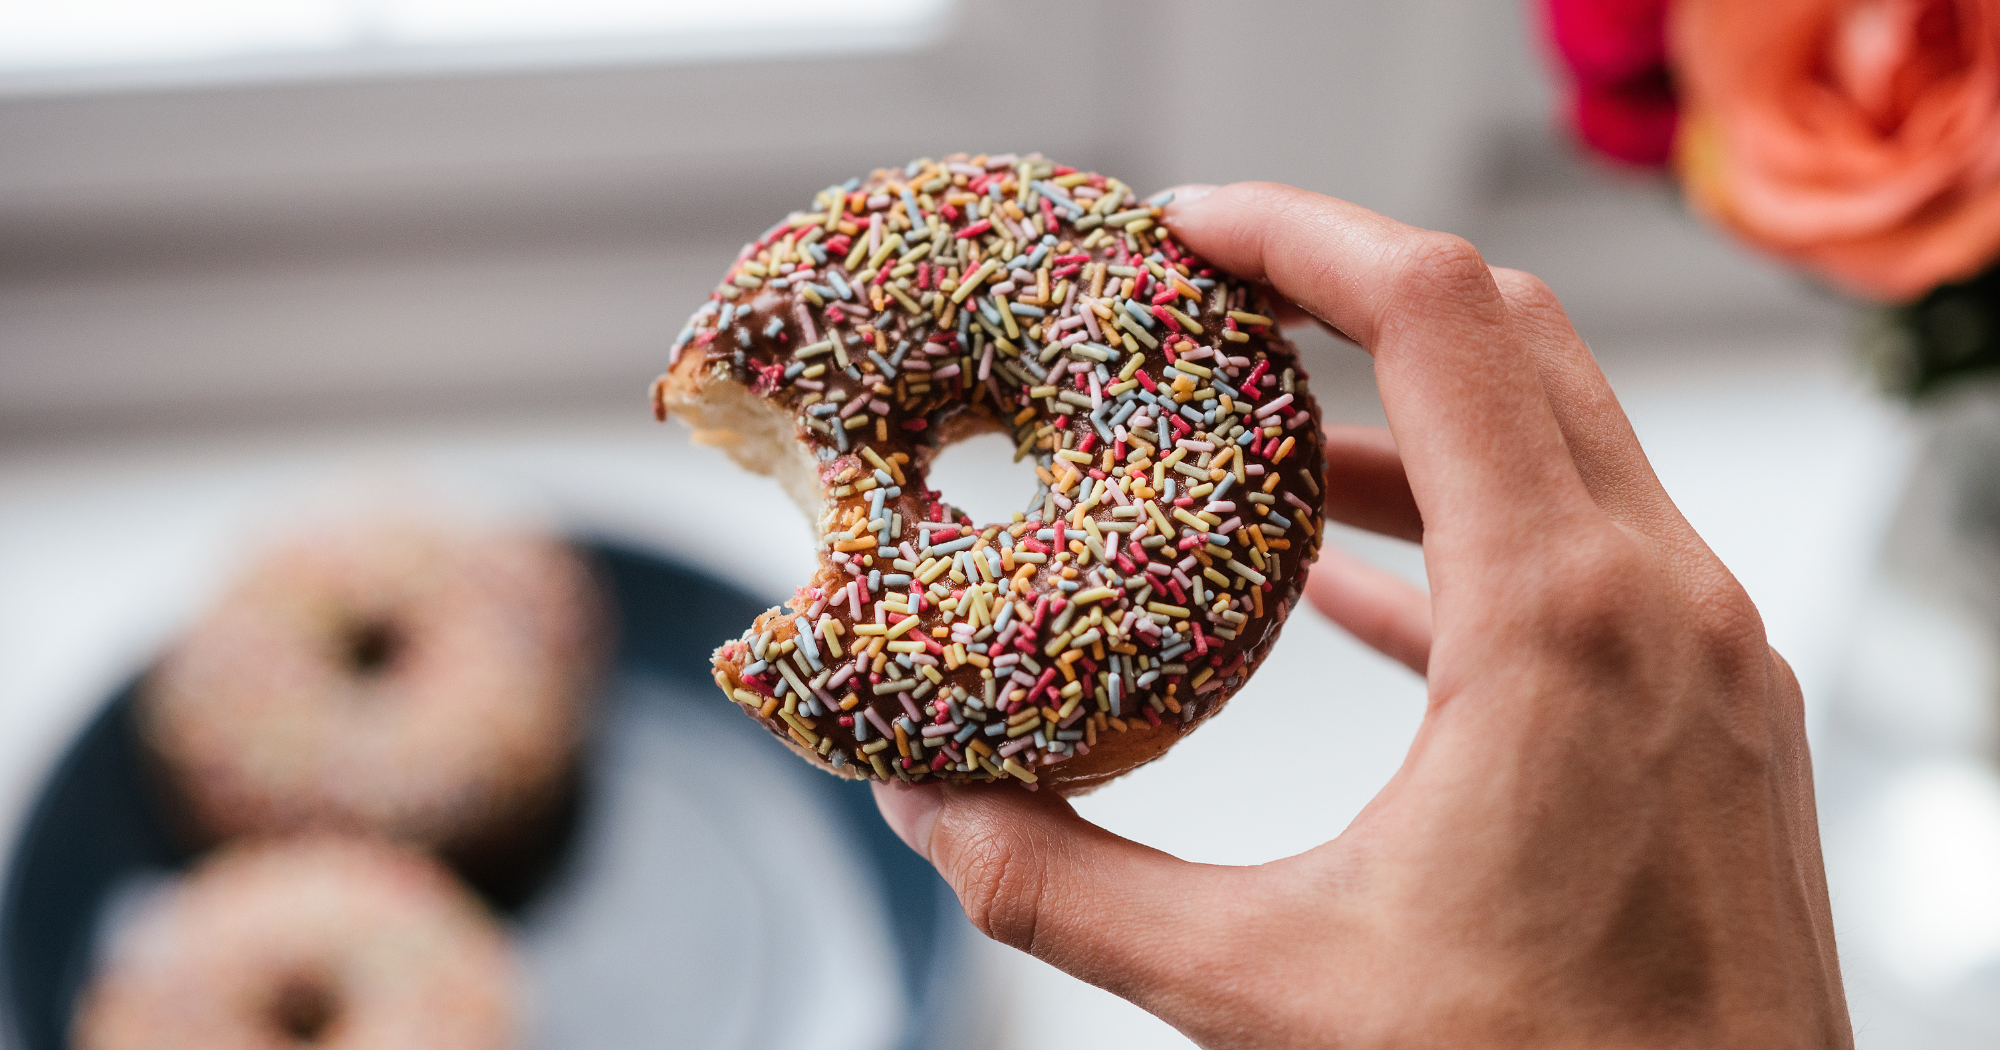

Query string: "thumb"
[[873, 780, 1227, 997]]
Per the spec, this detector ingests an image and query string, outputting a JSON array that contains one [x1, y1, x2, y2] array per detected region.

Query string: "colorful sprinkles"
[[657, 154, 1325, 788]]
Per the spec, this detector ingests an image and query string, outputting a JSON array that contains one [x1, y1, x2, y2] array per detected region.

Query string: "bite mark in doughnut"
[[654, 154, 1325, 792]]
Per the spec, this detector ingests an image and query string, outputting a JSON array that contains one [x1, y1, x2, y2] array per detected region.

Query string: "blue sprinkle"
[[932, 536, 977, 555], [882, 573, 913, 586], [1124, 301, 1158, 328], [1266, 510, 1294, 528], [829, 272, 853, 300], [869, 569, 882, 591], [1009, 302, 1046, 318], [869, 350, 896, 376], [1146, 190, 1175, 206], [764, 317, 785, 338]]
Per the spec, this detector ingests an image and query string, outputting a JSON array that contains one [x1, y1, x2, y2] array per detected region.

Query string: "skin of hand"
[[873, 182, 1852, 1049]]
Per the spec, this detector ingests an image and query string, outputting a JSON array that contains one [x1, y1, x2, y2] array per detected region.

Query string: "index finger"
[[1166, 182, 1593, 552]]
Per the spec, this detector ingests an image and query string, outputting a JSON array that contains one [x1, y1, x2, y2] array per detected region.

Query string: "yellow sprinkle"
[[1172, 506, 1211, 532], [887, 284, 924, 314], [1147, 601, 1191, 617], [996, 294, 1020, 339], [780, 709, 821, 746], [1228, 309, 1274, 326], [1001, 758, 1040, 783], [952, 260, 999, 303]]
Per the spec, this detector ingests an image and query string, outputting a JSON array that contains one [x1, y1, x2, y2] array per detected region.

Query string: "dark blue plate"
[[0, 541, 968, 1050]]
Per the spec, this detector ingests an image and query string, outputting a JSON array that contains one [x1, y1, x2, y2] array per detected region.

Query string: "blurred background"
[[0, 0, 1980, 1047]]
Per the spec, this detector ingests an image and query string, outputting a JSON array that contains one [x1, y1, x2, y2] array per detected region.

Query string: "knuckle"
[[1491, 267, 1565, 317], [1526, 525, 1657, 663], [946, 823, 1048, 952], [1387, 231, 1494, 311], [1687, 567, 1768, 656]]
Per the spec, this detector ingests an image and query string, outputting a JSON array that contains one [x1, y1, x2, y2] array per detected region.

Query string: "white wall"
[[0, 0, 1845, 442]]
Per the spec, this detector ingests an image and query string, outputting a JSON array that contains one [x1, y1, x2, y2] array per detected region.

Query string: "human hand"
[[873, 182, 1851, 1049]]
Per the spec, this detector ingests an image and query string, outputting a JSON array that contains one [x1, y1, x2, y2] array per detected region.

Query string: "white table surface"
[[0, 332, 1917, 1047]]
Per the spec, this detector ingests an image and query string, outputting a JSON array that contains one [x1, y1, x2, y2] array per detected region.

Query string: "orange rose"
[[1672, 0, 2000, 302]]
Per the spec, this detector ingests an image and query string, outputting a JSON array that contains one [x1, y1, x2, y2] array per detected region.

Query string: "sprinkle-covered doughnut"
[[73, 837, 518, 1050], [654, 154, 1325, 792], [141, 519, 606, 854]]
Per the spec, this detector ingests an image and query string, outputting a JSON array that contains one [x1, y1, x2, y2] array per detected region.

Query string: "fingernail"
[[1162, 183, 1217, 209], [872, 781, 943, 860]]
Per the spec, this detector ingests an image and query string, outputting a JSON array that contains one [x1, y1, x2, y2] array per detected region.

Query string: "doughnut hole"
[[342, 618, 403, 679], [268, 971, 340, 1043], [925, 430, 1043, 526]]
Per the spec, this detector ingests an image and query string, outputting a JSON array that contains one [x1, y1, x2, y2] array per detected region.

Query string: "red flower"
[[1541, 0, 1680, 166]]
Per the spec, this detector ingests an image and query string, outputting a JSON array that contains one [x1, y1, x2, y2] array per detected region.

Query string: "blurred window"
[[0, 0, 950, 78]]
